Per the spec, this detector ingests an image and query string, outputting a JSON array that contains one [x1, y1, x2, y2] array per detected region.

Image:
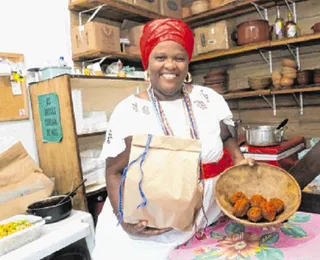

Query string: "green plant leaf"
[[191, 248, 222, 260], [260, 232, 280, 245], [289, 213, 311, 223], [224, 222, 245, 235], [210, 232, 225, 239], [281, 224, 308, 238], [255, 246, 284, 260]]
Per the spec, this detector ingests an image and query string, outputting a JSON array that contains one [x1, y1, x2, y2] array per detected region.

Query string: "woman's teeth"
[[161, 74, 177, 79]]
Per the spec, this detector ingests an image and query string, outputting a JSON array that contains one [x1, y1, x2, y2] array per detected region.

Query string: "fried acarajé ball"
[[250, 194, 267, 208], [231, 192, 248, 205], [233, 198, 250, 217], [261, 201, 277, 222], [247, 207, 262, 222], [269, 198, 285, 214]]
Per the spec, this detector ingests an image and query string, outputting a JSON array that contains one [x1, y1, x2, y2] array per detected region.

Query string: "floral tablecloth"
[[169, 212, 320, 260]]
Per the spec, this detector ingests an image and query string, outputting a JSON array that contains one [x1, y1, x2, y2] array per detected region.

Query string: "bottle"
[[274, 6, 285, 40], [285, 13, 297, 38], [59, 56, 67, 67]]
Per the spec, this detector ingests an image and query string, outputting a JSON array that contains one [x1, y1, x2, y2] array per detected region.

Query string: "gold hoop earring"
[[184, 72, 192, 84], [144, 71, 150, 81]]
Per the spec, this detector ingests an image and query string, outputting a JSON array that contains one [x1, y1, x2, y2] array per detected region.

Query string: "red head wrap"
[[139, 18, 194, 70]]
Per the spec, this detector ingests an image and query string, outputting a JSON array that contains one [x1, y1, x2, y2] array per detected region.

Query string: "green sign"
[[38, 93, 63, 143]]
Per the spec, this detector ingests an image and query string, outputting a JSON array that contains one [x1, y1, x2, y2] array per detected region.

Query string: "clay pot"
[[232, 19, 273, 46], [311, 22, 320, 34]]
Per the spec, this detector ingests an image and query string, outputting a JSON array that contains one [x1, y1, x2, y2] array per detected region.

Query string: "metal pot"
[[243, 125, 287, 147], [232, 19, 273, 46], [26, 195, 72, 224]]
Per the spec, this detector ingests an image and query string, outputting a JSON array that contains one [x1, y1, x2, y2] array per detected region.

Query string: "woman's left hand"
[[235, 157, 255, 166]]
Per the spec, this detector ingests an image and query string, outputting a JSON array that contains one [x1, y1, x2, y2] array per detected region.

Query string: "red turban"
[[139, 18, 194, 70]]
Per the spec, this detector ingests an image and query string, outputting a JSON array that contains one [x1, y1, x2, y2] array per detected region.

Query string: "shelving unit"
[[69, 0, 165, 23], [223, 85, 320, 116], [29, 75, 149, 211], [184, 0, 305, 28], [191, 33, 320, 63], [73, 50, 141, 62]]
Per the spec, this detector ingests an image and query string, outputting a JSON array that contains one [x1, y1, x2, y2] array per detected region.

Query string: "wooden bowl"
[[280, 77, 294, 88], [248, 76, 271, 90], [282, 58, 297, 68], [215, 163, 301, 227], [282, 66, 297, 74]]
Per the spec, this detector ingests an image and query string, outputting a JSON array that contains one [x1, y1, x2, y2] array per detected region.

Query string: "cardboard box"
[[194, 20, 235, 54], [120, 24, 144, 46], [160, 0, 182, 18], [124, 45, 141, 56], [71, 22, 120, 56], [132, 0, 159, 13], [120, 0, 133, 3]]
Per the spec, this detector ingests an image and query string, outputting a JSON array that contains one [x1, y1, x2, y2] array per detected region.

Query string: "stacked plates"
[[203, 68, 228, 94]]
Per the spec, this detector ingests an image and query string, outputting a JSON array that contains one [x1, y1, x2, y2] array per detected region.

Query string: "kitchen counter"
[[0, 210, 95, 260]]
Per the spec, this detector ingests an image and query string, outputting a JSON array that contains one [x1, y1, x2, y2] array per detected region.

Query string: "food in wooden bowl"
[[215, 163, 301, 227], [230, 192, 285, 223]]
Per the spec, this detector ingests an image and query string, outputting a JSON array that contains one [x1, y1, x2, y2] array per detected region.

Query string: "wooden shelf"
[[72, 50, 141, 62], [71, 75, 145, 81], [184, 0, 305, 28], [223, 89, 270, 100], [78, 131, 106, 138], [191, 33, 320, 63], [69, 0, 164, 23], [223, 85, 320, 100]]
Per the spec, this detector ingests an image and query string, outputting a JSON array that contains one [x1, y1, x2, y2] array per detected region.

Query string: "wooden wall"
[[190, 0, 320, 146]]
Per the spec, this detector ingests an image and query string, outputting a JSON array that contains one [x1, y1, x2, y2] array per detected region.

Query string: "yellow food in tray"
[[0, 220, 33, 239]]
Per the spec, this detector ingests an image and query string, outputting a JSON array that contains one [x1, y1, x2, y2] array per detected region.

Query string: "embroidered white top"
[[93, 85, 234, 260]]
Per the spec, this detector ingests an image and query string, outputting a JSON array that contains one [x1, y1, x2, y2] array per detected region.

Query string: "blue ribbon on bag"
[[117, 134, 153, 225]]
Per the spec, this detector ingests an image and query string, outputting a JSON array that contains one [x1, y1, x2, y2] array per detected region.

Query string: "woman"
[[92, 18, 253, 260]]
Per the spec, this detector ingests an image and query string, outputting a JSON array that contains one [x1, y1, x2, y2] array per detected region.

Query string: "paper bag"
[[120, 134, 203, 232], [0, 142, 54, 221]]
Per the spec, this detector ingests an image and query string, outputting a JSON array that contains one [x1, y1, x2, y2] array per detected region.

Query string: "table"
[[169, 211, 320, 260], [0, 210, 95, 260]]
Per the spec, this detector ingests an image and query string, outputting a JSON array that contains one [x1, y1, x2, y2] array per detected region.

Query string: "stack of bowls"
[[314, 68, 320, 84], [248, 76, 272, 90], [280, 58, 297, 88], [203, 68, 228, 94], [297, 70, 314, 86], [271, 72, 282, 89]]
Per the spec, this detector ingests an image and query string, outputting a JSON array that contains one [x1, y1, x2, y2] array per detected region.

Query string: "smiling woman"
[[92, 18, 254, 260]]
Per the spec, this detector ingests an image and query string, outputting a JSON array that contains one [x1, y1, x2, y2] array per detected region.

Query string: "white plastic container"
[[0, 215, 45, 256]]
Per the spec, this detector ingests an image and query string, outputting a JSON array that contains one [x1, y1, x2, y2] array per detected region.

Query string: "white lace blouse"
[[100, 85, 233, 164]]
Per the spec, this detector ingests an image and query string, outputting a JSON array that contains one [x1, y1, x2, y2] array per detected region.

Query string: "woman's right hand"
[[121, 220, 172, 237]]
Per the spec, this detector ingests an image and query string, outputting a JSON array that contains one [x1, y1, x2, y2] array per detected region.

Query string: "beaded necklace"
[[147, 85, 209, 233]]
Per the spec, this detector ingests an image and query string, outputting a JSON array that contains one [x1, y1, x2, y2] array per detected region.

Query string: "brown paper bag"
[[0, 142, 54, 221], [121, 134, 203, 232]]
